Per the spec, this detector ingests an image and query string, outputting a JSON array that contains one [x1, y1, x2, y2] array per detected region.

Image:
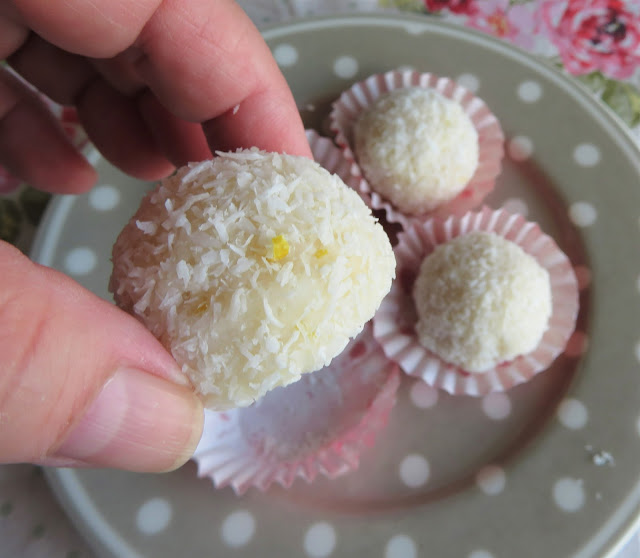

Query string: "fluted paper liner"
[[373, 207, 579, 396], [330, 70, 505, 230], [193, 323, 400, 494], [305, 128, 353, 180]]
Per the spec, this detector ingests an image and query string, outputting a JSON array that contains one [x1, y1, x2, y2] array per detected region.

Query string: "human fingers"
[[6, 32, 206, 182], [74, 78, 177, 181], [0, 242, 203, 472], [0, 67, 96, 193], [137, 90, 213, 167], [9, 0, 310, 157], [0, 1, 97, 192], [133, 0, 311, 156], [77, 82, 213, 179]]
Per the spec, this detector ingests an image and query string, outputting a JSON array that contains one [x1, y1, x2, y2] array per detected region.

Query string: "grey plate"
[[36, 13, 640, 558]]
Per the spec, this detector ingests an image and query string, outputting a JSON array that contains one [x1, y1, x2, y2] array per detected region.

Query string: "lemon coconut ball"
[[412, 231, 551, 373], [110, 149, 396, 410], [354, 87, 479, 215]]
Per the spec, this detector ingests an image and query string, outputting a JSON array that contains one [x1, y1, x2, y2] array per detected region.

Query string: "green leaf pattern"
[[576, 71, 640, 127]]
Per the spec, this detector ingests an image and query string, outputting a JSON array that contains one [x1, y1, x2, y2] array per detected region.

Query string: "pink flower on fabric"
[[0, 166, 21, 194], [465, 0, 536, 49], [424, 0, 478, 15], [540, 0, 640, 78]]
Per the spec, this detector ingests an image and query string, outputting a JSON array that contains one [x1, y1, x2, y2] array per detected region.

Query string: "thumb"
[[0, 242, 203, 472]]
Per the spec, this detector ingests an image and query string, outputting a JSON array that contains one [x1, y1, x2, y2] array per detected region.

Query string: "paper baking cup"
[[193, 323, 400, 495], [373, 207, 579, 396], [306, 128, 353, 180], [329, 70, 505, 230]]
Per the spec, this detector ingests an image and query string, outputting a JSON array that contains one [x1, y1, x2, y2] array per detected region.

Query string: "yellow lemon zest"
[[271, 235, 289, 261], [314, 248, 328, 258]]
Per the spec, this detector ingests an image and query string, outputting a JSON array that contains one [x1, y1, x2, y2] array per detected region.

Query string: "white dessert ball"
[[412, 231, 551, 373], [354, 87, 479, 215], [110, 149, 396, 410]]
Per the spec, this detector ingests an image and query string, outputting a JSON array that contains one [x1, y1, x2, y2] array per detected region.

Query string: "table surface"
[[1, 1, 640, 557]]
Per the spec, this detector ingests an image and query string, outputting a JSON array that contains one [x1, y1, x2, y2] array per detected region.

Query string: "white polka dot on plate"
[[399, 454, 430, 488], [456, 73, 480, 93], [385, 534, 417, 558], [476, 465, 506, 495], [221, 510, 255, 548], [557, 398, 588, 429], [410, 381, 439, 409], [64, 247, 97, 275], [569, 202, 597, 227], [573, 143, 601, 167], [502, 197, 529, 217], [517, 80, 542, 103], [469, 550, 496, 558], [574, 265, 591, 290], [273, 44, 298, 67], [136, 498, 172, 535], [333, 56, 358, 79], [553, 478, 585, 512], [507, 136, 534, 162], [565, 331, 589, 358], [89, 184, 120, 211], [304, 522, 336, 558], [482, 392, 512, 420]]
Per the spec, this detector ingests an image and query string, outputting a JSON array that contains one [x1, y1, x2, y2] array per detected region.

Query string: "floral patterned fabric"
[[1, 1, 640, 557], [381, 0, 640, 125], [540, 0, 640, 79]]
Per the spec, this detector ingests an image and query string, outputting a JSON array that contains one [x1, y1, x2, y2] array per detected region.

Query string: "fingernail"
[[54, 368, 203, 472]]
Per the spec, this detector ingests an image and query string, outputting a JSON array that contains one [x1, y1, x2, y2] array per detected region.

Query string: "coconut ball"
[[412, 231, 551, 373], [109, 149, 395, 410], [354, 87, 479, 215]]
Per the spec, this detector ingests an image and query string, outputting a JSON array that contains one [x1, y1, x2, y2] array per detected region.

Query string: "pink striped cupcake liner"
[[305, 128, 353, 179], [329, 69, 505, 231], [373, 206, 579, 396], [193, 323, 400, 495]]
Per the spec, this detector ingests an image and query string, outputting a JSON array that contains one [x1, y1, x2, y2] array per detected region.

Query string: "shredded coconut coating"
[[110, 149, 395, 410], [354, 87, 479, 215], [412, 232, 551, 373]]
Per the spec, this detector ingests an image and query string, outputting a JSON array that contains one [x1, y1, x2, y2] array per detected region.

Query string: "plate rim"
[[36, 12, 640, 558]]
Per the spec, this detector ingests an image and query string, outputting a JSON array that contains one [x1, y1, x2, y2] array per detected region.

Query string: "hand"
[[0, 0, 310, 472]]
